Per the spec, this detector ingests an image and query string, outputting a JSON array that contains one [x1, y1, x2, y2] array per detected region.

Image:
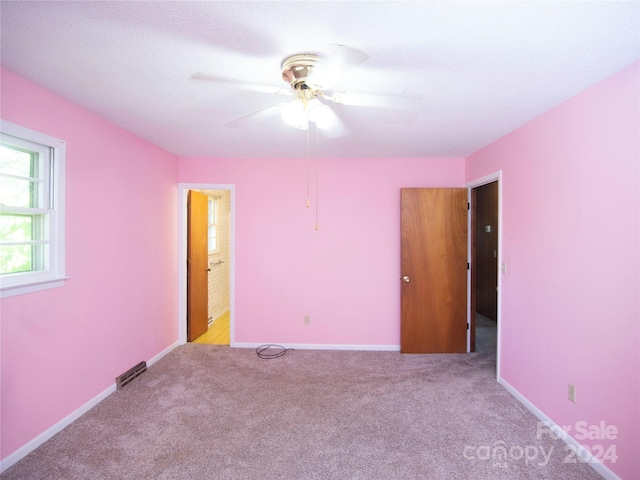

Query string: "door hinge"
[[467, 202, 470, 210], [467, 323, 469, 330], [467, 262, 470, 270]]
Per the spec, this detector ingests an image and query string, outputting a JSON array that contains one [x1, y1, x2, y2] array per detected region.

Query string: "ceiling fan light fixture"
[[281, 99, 309, 130], [307, 99, 332, 128]]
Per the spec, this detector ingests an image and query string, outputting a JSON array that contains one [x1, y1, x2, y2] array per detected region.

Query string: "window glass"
[[0, 121, 66, 297], [0, 144, 33, 176], [208, 197, 218, 253]]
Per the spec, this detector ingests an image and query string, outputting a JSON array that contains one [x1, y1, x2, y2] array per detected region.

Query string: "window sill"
[[0, 276, 70, 298]]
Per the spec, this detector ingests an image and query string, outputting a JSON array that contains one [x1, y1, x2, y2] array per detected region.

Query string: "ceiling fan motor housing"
[[281, 53, 325, 91]]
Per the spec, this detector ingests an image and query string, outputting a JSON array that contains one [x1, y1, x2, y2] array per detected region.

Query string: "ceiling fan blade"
[[224, 104, 284, 128], [318, 108, 348, 138], [309, 45, 369, 90], [191, 72, 291, 96], [328, 91, 421, 110], [327, 45, 369, 69]]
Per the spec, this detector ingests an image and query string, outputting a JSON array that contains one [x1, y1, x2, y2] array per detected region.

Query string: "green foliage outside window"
[[0, 144, 42, 275]]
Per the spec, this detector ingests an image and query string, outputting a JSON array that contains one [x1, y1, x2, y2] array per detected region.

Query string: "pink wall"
[[179, 156, 465, 346], [4, 57, 636, 477], [0, 69, 179, 460], [466, 61, 639, 479]]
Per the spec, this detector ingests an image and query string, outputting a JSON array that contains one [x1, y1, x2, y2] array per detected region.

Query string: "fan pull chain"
[[306, 126, 311, 208], [315, 125, 319, 230]]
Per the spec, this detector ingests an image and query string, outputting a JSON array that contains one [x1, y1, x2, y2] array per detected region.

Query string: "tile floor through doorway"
[[194, 310, 230, 345]]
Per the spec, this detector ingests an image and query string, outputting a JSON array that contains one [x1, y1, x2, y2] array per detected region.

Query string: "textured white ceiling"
[[1, 1, 638, 158]]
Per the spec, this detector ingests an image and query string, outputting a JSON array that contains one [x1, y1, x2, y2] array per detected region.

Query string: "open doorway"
[[467, 172, 502, 379], [178, 184, 235, 346], [472, 181, 498, 349], [192, 189, 231, 345]]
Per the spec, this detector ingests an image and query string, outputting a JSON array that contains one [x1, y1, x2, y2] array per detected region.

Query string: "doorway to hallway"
[[467, 172, 502, 380], [178, 183, 235, 346]]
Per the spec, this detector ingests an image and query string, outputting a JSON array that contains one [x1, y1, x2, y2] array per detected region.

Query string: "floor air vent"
[[116, 361, 147, 390]]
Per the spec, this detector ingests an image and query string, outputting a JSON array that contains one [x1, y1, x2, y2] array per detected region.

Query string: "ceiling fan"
[[191, 46, 418, 137]]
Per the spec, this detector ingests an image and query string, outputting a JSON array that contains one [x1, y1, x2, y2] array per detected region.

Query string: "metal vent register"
[[115, 361, 147, 390]]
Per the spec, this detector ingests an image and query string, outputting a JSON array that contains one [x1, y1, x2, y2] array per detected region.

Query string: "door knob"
[[402, 275, 410, 283]]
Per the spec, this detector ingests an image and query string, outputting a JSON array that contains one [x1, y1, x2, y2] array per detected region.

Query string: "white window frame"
[[208, 195, 219, 255], [0, 120, 67, 298]]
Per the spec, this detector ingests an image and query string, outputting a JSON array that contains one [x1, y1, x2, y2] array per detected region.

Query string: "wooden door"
[[474, 181, 498, 321], [187, 190, 209, 342], [401, 188, 468, 353]]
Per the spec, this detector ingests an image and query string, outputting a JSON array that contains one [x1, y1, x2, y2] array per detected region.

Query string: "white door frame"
[[177, 183, 236, 345], [466, 171, 502, 381]]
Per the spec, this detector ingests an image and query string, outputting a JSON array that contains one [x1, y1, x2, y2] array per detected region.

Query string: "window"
[[0, 120, 66, 297], [208, 196, 219, 254]]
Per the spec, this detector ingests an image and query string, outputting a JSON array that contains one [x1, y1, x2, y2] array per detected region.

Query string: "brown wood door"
[[401, 188, 468, 353], [474, 181, 498, 321], [187, 190, 209, 342]]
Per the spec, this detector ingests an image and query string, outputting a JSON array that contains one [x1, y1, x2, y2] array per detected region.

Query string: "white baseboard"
[[147, 340, 180, 367], [0, 340, 181, 474], [0, 383, 116, 473], [499, 378, 621, 480], [232, 342, 401, 352]]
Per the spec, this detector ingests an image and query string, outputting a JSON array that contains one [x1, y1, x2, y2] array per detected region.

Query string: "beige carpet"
[[2, 327, 601, 479]]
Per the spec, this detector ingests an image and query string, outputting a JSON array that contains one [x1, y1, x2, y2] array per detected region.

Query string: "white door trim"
[[177, 183, 236, 346], [466, 171, 502, 382]]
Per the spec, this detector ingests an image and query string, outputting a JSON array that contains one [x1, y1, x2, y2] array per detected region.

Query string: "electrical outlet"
[[568, 384, 576, 403], [304, 315, 310, 325]]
